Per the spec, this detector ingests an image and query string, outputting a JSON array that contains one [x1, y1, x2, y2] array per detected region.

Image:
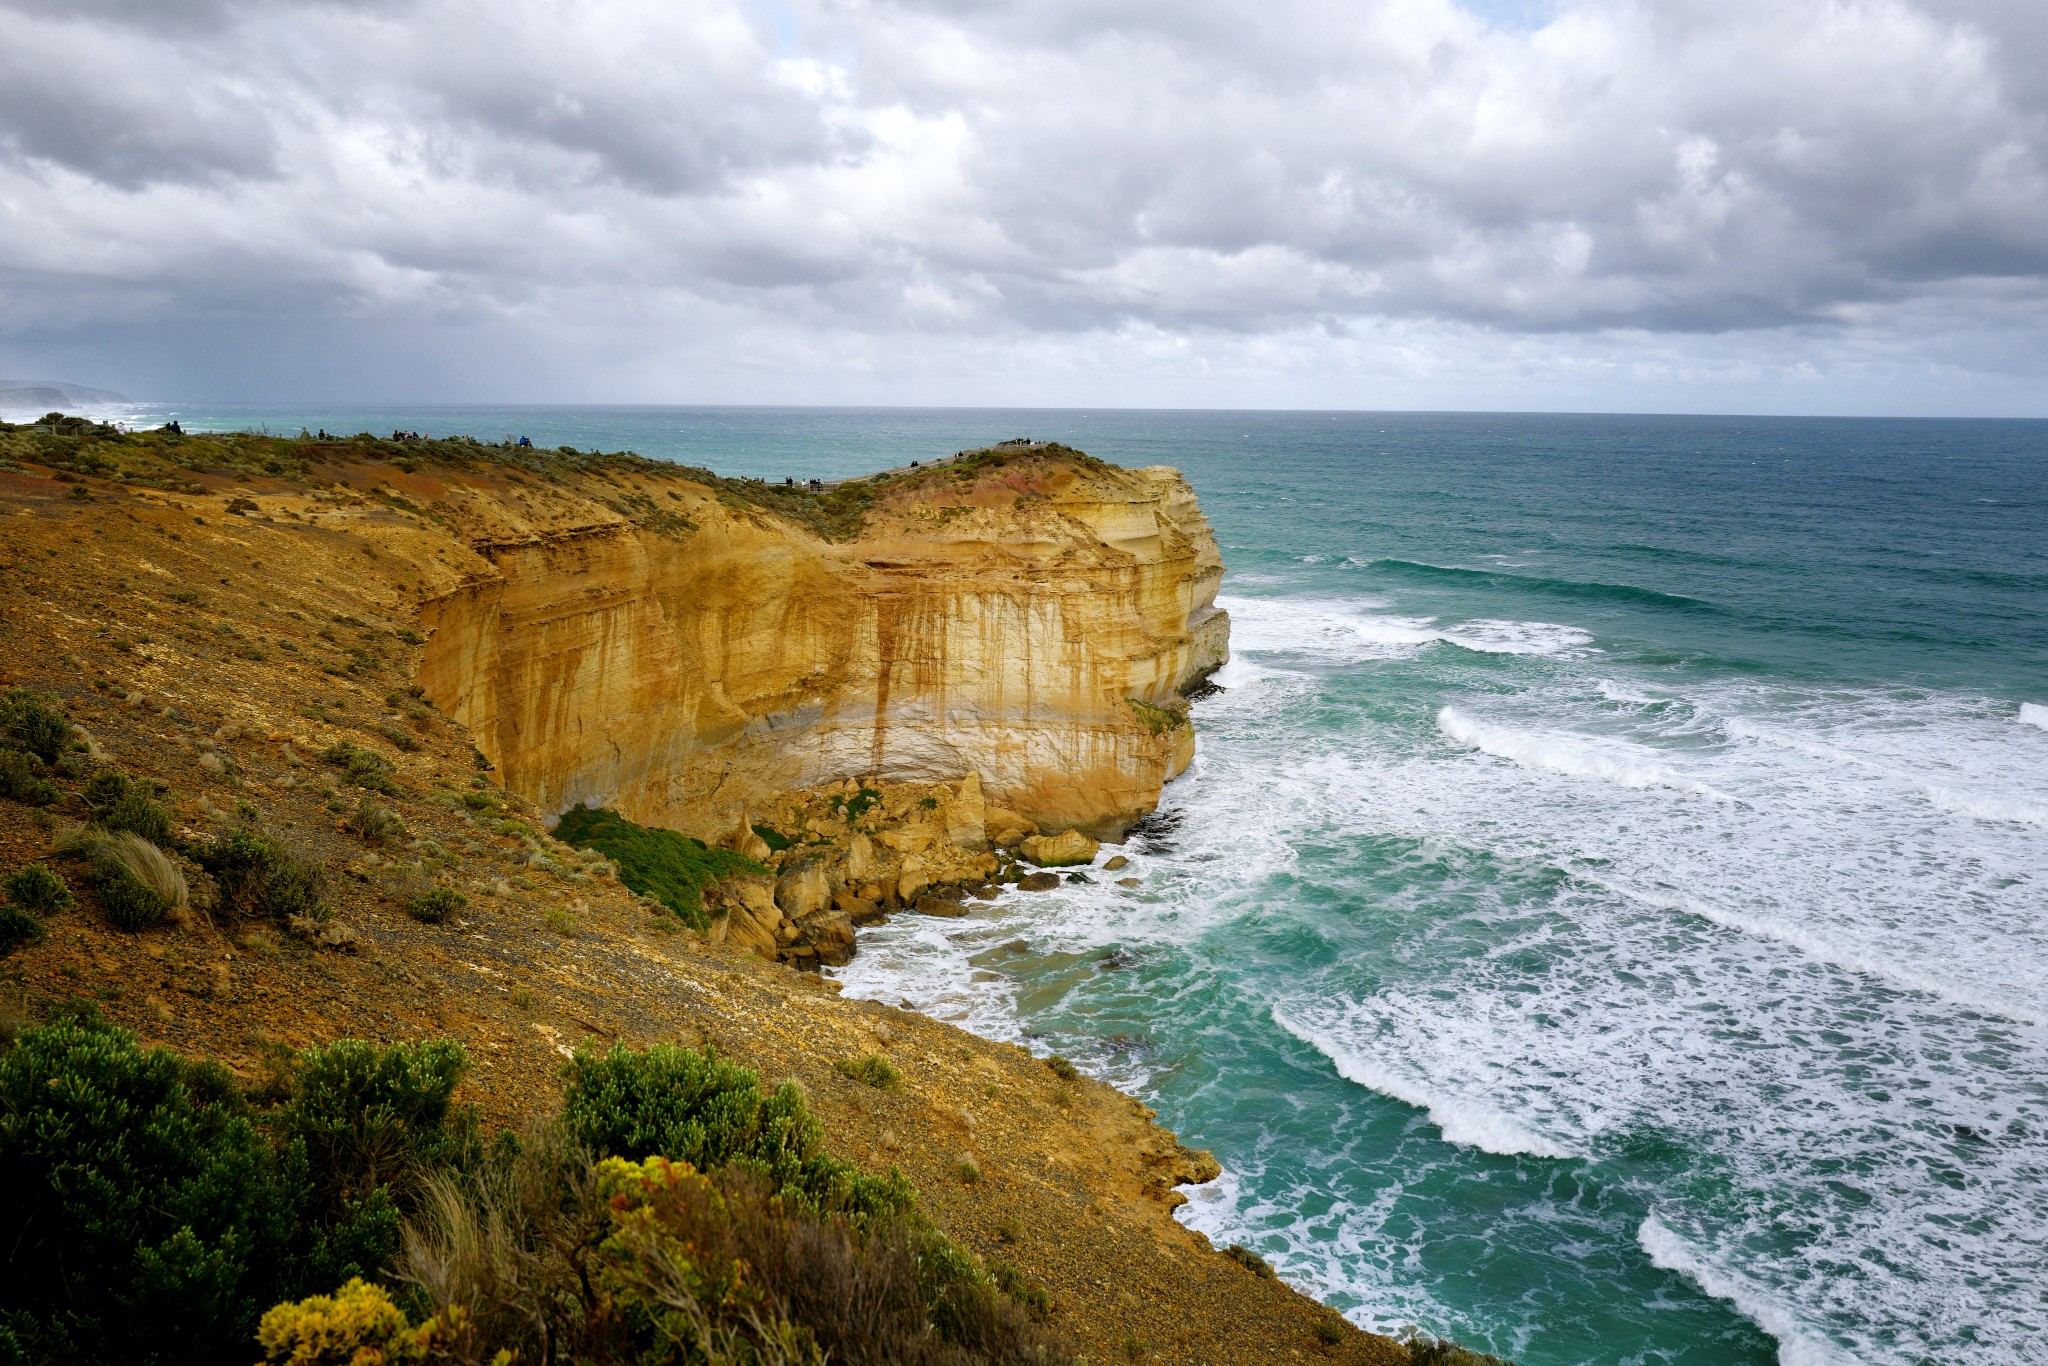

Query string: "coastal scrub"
[[552, 804, 763, 928]]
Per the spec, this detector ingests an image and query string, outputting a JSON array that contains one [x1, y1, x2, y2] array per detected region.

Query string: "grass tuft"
[[832, 1053, 902, 1090]]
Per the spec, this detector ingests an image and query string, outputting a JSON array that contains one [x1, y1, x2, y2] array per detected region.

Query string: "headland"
[[0, 417, 1423, 1364]]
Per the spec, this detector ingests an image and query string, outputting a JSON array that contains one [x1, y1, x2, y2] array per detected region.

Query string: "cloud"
[[0, 0, 2044, 409]]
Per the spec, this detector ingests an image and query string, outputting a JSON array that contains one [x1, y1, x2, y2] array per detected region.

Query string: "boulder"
[[801, 911, 857, 966], [945, 771, 987, 850], [844, 897, 885, 926], [845, 832, 879, 883], [1117, 877, 1142, 889], [1015, 871, 1062, 892], [879, 826, 935, 854], [775, 859, 830, 919], [896, 863, 930, 904], [723, 810, 772, 863], [983, 805, 1037, 847], [914, 895, 969, 917], [1021, 829, 1099, 868], [1103, 854, 1129, 871], [717, 875, 782, 959]]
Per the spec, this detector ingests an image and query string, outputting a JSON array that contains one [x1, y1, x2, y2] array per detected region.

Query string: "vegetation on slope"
[[0, 416, 1134, 547], [0, 413, 893, 542], [553, 804, 765, 929], [0, 1011, 1065, 1366]]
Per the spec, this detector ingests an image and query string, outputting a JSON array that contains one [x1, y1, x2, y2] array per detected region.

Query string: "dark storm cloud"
[[1, 0, 2045, 407]]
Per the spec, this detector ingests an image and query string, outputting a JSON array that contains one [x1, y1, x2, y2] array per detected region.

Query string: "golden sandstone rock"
[[418, 447, 1227, 844], [1020, 829, 1101, 868]]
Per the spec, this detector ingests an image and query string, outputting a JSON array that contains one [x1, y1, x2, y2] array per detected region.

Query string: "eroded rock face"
[[418, 449, 1227, 840]]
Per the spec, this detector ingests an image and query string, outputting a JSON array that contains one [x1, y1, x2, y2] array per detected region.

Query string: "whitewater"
[[824, 413, 2048, 1365], [115, 404, 2048, 1365]]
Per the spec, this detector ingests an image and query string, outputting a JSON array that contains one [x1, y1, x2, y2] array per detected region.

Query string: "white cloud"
[[0, 0, 2044, 410]]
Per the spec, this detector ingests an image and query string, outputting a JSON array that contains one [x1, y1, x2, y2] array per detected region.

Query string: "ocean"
[[66, 402, 2048, 1364]]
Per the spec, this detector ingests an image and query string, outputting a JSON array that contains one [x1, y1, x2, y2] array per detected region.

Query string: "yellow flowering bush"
[[254, 1277, 508, 1366]]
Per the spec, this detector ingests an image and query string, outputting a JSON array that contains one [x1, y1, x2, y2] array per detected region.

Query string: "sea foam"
[[1638, 1217, 1859, 1366], [1437, 705, 1731, 800], [1215, 593, 1590, 665], [1272, 1004, 1580, 1160], [839, 585, 2048, 1365]]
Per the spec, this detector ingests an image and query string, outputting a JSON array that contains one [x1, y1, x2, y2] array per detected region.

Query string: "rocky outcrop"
[[416, 447, 1227, 842]]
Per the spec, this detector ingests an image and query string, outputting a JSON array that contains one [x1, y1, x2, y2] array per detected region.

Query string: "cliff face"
[[417, 448, 1227, 840]]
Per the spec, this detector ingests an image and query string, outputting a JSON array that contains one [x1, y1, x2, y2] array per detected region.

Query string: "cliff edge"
[[416, 442, 1229, 841]]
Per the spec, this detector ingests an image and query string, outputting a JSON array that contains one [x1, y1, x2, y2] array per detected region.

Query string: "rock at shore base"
[[1021, 829, 1099, 867], [1016, 871, 1063, 892]]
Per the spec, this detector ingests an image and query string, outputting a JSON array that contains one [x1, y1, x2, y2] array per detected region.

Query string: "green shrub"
[[1044, 1055, 1080, 1081], [833, 1053, 902, 1090], [194, 829, 323, 922], [275, 1039, 474, 1206], [372, 723, 420, 754], [0, 749, 58, 807], [1224, 1243, 1277, 1279], [404, 888, 465, 924], [829, 785, 883, 825], [988, 1257, 1052, 1320], [319, 742, 398, 796], [551, 805, 764, 930], [80, 769, 131, 809], [99, 788, 175, 846], [0, 904, 45, 954], [561, 1043, 911, 1221], [0, 1014, 392, 1366], [4, 864, 73, 916], [751, 822, 795, 852], [581, 1155, 1071, 1366], [0, 689, 74, 763], [343, 797, 405, 846]]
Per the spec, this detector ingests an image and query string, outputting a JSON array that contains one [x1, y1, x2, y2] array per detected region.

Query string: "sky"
[[2, 0, 2046, 415]]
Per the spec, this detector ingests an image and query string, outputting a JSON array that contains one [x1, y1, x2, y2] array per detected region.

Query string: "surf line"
[[1269, 1003, 1583, 1161], [1575, 872, 2043, 1028]]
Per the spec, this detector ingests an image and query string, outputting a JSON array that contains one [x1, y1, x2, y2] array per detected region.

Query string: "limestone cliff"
[[416, 445, 1228, 841]]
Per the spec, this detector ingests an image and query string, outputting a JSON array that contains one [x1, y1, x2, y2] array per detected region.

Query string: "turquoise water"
[[92, 403, 2048, 1363]]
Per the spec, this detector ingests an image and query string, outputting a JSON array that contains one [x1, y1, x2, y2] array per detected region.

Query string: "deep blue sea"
[[63, 402, 2048, 1365]]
